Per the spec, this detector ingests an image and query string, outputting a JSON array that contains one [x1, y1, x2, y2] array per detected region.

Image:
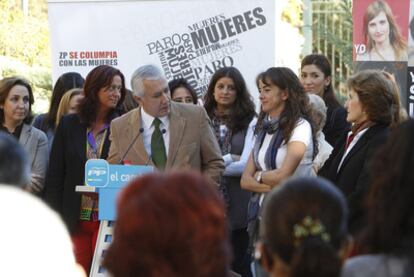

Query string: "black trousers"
[[231, 228, 252, 277]]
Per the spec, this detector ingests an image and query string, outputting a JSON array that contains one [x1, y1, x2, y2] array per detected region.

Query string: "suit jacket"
[[107, 102, 224, 182], [43, 114, 111, 233], [20, 124, 49, 193], [319, 124, 389, 234], [323, 106, 350, 147]]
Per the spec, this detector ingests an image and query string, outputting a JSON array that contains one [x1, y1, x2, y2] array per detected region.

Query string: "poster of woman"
[[408, 0, 414, 65], [353, 0, 409, 62]]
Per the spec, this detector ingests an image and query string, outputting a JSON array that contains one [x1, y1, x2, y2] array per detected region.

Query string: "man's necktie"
[[151, 118, 167, 169]]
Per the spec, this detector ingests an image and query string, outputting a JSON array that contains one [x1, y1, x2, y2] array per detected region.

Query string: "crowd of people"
[[0, 52, 412, 277]]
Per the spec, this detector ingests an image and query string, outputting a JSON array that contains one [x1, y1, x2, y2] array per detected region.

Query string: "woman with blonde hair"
[[55, 88, 83, 127], [357, 0, 407, 61]]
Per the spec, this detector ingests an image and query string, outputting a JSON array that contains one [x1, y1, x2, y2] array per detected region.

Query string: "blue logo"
[[85, 159, 109, 187]]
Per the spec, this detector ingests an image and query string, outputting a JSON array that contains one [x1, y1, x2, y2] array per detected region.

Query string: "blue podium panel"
[[85, 159, 153, 220]]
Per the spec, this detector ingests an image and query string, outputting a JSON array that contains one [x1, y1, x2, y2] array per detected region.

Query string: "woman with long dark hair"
[[301, 54, 350, 146], [44, 65, 126, 274], [241, 67, 318, 250], [204, 67, 256, 276]]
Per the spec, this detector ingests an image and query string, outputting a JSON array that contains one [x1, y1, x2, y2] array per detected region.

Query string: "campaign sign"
[[84, 159, 153, 220], [85, 159, 109, 187]]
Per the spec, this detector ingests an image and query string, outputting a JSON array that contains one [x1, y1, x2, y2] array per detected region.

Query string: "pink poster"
[[353, 0, 410, 61]]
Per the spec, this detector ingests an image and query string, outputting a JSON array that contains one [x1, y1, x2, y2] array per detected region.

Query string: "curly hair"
[[78, 65, 126, 126], [0, 76, 34, 125], [103, 171, 231, 277], [204, 67, 256, 133], [255, 67, 318, 158], [359, 119, 414, 255]]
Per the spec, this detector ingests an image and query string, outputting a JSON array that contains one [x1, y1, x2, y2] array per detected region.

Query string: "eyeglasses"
[[106, 85, 123, 93]]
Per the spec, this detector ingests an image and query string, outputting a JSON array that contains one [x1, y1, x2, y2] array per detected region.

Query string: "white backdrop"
[[48, 0, 275, 102]]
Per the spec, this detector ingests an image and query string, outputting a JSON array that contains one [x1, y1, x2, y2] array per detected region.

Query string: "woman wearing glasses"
[[44, 65, 126, 275]]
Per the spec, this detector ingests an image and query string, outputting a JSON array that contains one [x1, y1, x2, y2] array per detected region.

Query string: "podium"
[[76, 159, 153, 277]]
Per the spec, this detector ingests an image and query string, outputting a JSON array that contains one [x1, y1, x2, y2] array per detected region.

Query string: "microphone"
[[145, 128, 167, 166], [118, 127, 144, 164]]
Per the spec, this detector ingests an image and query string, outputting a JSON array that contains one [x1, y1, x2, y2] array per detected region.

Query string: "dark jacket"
[[43, 114, 111, 233], [319, 124, 389, 235], [323, 106, 350, 147]]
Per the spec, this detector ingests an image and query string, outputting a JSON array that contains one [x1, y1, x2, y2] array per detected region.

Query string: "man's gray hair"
[[130, 64, 165, 97]]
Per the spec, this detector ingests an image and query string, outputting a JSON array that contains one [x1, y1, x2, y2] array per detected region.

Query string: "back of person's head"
[[103, 171, 231, 277], [0, 76, 34, 124], [0, 186, 85, 277], [308, 94, 327, 132], [0, 133, 30, 187], [45, 72, 84, 131], [360, 119, 414, 255], [120, 88, 139, 113], [347, 70, 394, 126], [259, 177, 349, 277], [380, 71, 408, 126]]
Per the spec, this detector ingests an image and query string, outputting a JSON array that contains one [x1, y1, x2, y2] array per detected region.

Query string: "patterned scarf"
[[210, 109, 232, 155], [252, 117, 284, 171], [247, 116, 284, 247]]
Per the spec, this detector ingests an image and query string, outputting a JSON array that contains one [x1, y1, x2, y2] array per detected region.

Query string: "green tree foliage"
[[0, 0, 50, 67], [0, 0, 51, 113], [282, 0, 303, 28], [311, 0, 353, 98]]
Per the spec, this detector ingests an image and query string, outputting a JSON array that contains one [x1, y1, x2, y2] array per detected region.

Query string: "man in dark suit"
[[107, 64, 224, 183]]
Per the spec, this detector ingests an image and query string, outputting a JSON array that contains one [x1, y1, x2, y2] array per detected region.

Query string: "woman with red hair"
[[103, 171, 232, 277]]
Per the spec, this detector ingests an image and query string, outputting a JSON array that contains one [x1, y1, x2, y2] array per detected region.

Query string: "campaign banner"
[[84, 159, 153, 220], [353, 0, 412, 116], [407, 67, 414, 116], [48, 0, 275, 100]]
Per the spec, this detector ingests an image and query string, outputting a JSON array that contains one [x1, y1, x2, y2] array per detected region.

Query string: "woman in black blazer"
[[44, 65, 126, 274], [319, 69, 394, 236]]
